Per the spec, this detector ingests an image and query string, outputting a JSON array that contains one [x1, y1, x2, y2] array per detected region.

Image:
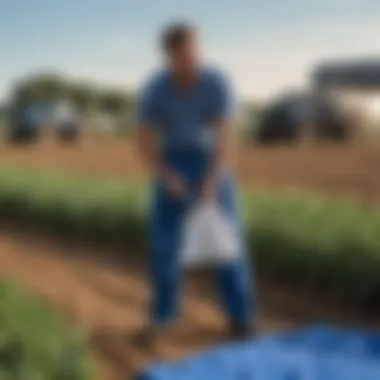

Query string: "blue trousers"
[[148, 173, 253, 326]]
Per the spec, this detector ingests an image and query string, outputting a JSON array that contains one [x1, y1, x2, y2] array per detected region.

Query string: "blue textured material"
[[136, 326, 380, 380]]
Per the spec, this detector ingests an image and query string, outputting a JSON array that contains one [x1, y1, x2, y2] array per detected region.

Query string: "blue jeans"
[[148, 173, 253, 326]]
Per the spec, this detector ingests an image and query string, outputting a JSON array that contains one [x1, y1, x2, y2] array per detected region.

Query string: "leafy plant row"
[[0, 281, 94, 379], [0, 166, 380, 310]]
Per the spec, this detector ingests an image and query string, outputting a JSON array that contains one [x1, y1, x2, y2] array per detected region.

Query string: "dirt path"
[[0, 228, 379, 379]]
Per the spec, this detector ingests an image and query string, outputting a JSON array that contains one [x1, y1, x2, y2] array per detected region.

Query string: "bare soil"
[[0, 228, 378, 379], [1, 139, 380, 378], [1, 138, 380, 201]]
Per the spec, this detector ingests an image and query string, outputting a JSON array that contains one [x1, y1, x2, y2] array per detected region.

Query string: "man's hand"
[[164, 171, 187, 199], [200, 177, 218, 202]]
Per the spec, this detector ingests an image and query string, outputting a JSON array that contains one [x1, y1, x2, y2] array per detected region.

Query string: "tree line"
[[5, 71, 264, 139], [10, 72, 137, 117]]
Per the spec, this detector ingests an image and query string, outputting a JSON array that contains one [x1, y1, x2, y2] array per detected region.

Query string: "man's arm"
[[201, 71, 236, 200], [136, 124, 170, 179], [136, 123, 185, 198], [136, 77, 170, 179], [201, 117, 235, 200]]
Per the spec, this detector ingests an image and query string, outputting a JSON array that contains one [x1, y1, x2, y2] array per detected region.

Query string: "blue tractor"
[[9, 102, 48, 143]]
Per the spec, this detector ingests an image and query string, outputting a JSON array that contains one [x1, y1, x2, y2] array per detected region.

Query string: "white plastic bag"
[[180, 202, 241, 267]]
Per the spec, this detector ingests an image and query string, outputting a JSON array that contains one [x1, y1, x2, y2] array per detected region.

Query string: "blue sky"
[[1, 0, 380, 101]]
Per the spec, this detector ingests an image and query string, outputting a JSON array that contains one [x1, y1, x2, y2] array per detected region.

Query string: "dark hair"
[[161, 23, 194, 54]]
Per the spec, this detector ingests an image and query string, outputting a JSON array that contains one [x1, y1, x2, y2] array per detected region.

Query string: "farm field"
[[1, 138, 380, 379], [1, 228, 379, 379], [1, 138, 380, 201]]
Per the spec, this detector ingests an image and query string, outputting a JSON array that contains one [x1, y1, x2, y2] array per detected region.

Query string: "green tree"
[[69, 83, 99, 112], [10, 72, 67, 111], [9, 71, 138, 133], [98, 91, 135, 116]]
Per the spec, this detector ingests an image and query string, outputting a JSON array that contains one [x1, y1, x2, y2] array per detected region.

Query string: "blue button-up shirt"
[[137, 67, 235, 181]]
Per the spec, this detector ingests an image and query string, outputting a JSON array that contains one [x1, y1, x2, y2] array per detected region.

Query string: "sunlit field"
[[1, 136, 380, 202], [1, 136, 380, 379]]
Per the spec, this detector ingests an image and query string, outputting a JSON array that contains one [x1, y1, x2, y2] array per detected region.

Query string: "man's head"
[[161, 22, 200, 77]]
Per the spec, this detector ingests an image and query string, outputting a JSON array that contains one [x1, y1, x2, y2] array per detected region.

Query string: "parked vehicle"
[[255, 91, 356, 144], [53, 101, 81, 143], [9, 102, 48, 144]]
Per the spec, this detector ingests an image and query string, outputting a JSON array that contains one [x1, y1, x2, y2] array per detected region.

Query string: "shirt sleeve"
[[210, 70, 236, 121], [136, 77, 160, 127]]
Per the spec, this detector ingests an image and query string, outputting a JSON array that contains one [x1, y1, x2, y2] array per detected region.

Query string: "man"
[[136, 23, 254, 346]]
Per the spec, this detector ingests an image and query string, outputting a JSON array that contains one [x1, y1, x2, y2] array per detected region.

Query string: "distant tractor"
[[9, 102, 47, 144], [255, 92, 357, 145], [255, 58, 380, 145], [254, 93, 310, 144], [8, 100, 82, 144]]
